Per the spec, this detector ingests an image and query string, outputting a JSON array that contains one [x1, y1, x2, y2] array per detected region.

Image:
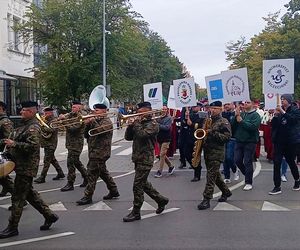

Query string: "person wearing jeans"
[[232, 100, 261, 191]]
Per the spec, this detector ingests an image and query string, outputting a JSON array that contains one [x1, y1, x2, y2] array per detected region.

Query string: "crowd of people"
[[0, 94, 299, 238]]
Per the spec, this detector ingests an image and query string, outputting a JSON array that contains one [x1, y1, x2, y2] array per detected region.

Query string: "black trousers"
[[273, 143, 300, 188]]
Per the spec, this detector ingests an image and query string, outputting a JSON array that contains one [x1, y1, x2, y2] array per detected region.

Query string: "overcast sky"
[[130, 0, 288, 87]]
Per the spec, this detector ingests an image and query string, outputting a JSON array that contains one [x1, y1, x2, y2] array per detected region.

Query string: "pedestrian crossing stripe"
[[213, 202, 242, 211], [141, 208, 180, 220], [49, 201, 67, 211], [129, 201, 156, 211], [59, 145, 122, 156], [116, 147, 132, 156], [261, 201, 290, 211], [84, 201, 112, 211], [0, 204, 10, 209]]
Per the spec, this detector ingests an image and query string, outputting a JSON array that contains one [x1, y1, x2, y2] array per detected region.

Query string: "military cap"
[[137, 101, 152, 110], [21, 101, 38, 108], [93, 103, 107, 109], [43, 107, 54, 112], [0, 101, 7, 110], [209, 101, 222, 107], [72, 100, 82, 105]]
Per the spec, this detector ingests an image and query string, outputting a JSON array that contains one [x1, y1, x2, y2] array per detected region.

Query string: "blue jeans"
[[234, 142, 256, 185], [223, 139, 237, 179], [281, 158, 288, 176]]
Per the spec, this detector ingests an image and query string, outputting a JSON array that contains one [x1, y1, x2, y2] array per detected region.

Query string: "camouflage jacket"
[[8, 117, 41, 177], [0, 114, 13, 151], [84, 117, 113, 161], [125, 118, 159, 166], [40, 116, 58, 149], [65, 112, 85, 152], [203, 115, 231, 162]]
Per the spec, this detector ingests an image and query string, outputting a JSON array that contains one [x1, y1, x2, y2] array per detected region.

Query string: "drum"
[[0, 152, 15, 177]]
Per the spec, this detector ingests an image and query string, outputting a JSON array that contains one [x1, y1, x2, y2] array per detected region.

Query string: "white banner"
[[143, 82, 163, 109], [167, 85, 178, 110], [264, 93, 278, 110], [221, 68, 250, 103], [263, 58, 294, 94], [173, 77, 197, 108], [205, 74, 224, 104]]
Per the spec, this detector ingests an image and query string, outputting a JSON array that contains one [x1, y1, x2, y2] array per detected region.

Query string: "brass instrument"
[[36, 113, 52, 139], [0, 133, 15, 177], [50, 112, 116, 129], [88, 110, 163, 137], [191, 116, 212, 168]]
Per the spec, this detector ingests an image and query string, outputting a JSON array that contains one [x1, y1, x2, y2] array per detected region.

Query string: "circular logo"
[[177, 81, 193, 105], [225, 75, 245, 97], [267, 64, 289, 89]]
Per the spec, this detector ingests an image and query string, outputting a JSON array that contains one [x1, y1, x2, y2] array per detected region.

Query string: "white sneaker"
[[281, 175, 287, 182], [233, 170, 240, 181], [243, 184, 253, 191], [224, 179, 231, 184]]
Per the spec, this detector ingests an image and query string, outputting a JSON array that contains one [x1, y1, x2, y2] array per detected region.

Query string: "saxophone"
[[191, 116, 212, 168]]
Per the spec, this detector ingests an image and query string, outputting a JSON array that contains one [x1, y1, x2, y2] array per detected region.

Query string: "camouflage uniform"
[[125, 117, 168, 210], [39, 116, 64, 178], [0, 114, 14, 195], [7, 117, 54, 228], [83, 116, 118, 198], [65, 112, 87, 183], [202, 115, 232, 200]]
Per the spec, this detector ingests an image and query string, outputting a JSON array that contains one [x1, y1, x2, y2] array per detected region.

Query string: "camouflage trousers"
[[203, 160, 230, 200], [40, 148, 64, 178], [84, 160, 118, 198], [0, 176, 14, 194], [9, 175, 53, 228], [132, 163, 166, 210], [67, 149, 87, 183]]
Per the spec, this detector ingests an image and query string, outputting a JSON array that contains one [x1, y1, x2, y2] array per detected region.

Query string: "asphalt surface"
[[1, 129, 300, 249]]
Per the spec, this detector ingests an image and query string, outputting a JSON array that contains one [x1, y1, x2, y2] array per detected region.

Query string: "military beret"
[[72, 100, 82, 105], [93, 103, 107, 109], [0, 101, 7, 110], [137, 101, 152, 110], [43, 107, 54, 112], [196, 102, 203, 107], [209, 101, 222, 107], [21, 101, 38, 108]]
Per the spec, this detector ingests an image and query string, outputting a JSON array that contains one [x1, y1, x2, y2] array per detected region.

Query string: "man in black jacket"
[[269, 94, 300, 195]]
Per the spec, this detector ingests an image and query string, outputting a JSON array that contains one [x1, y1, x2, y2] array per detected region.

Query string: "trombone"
[[88, 109, 164, 136], [50, 112, 117, 129]]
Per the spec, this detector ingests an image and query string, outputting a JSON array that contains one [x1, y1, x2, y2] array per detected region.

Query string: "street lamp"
[[102, 0, 106, 87]]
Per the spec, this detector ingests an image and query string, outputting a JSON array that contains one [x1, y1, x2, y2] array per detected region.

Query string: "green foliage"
[[225, 1, 300, 100], [20, 0, 186, 106]]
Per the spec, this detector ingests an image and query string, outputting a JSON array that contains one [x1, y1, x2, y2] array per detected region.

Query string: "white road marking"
[[116, 147, 132, 156], [129, 201, 156, 211], [0, 232, 75, 248], [84, 201, 112, 211], [213, 161, 262, 198], [213, 202, 242, 211], [141, 208, 180, 220], [262, 201, 290, 211], [0, 204, 11, 209], [111, 145, 121, 151], [49, 201, 67, 211]]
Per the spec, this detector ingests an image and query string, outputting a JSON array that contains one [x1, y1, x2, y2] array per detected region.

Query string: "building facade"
[[0, 0, 39, 115]]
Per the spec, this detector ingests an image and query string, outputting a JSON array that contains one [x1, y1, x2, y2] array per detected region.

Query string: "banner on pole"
[[221, 68, 250, 103], [264, 93, 278, 110], [143, 82, 163, 109], [205, 74, 224, 103], [173, 77, 197, 108], [263, 58, 294, 94]]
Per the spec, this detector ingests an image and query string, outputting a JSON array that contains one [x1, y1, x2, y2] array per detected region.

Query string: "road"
[[1, 128, 300, 249]]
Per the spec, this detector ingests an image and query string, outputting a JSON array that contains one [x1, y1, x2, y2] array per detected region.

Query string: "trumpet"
[[88, 110, 163, 137], [50, 112, 117, 129], [36, 113, 50, 129]]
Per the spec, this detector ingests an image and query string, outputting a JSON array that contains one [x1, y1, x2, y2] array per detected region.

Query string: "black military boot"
[[197, 199, 210, 210], [218, 191, 232, 202], [40, 213, 59, 231], [34, 176, 46, 184], [123, 208, 141, 222], [0, 225, 19, 239], [76, 196, 92, 205], [53, 172, 65, 180], [79, 178, 88, 188], [156, 197, 169, 214], [103, 190, 120, 200], [60, 182, 74, 192]]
